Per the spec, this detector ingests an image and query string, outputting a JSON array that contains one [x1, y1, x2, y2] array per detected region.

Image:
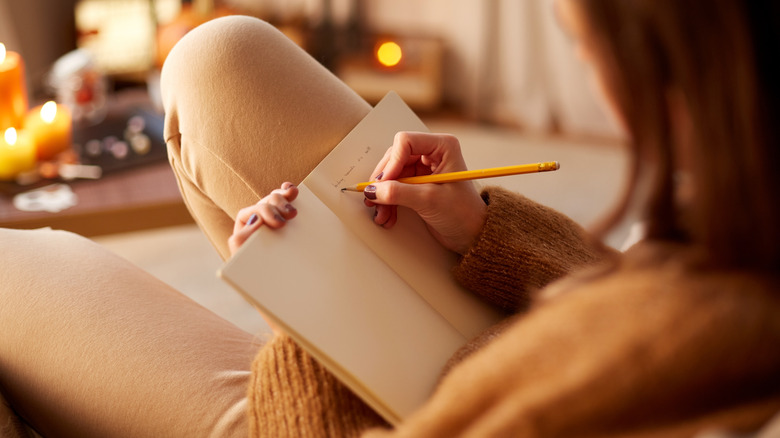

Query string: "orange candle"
[[0, 127, 35, 181], [24, 101, 73, 160], [0, 43, 29, 130]]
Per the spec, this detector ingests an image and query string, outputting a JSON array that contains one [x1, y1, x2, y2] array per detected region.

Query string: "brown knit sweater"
[[247, 186, 780, 437]]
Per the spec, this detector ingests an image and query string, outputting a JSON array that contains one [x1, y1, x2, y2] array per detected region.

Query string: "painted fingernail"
[[375, 172, 384, 181], [274, 213, 286, 223], [247, 214, 259, 226], [364, 185, 377, 200], [285, 203, 296, 213]]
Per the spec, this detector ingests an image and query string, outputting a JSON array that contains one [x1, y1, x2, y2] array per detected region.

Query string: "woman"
[[0, 1, 778, 437], [229, 0, 780, 436]]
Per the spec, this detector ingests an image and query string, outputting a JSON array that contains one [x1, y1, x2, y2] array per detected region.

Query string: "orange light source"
[[376, 41, 403, 68]]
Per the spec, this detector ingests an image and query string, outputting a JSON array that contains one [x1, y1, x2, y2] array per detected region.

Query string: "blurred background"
[[1, 0, 629, 336], [1, 0, 620, 136]]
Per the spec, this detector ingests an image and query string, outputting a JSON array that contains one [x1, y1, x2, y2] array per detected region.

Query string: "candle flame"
[[41, 101, 57, 123], [377, 41, 403, 68], [0, 43, 6, 64], [4, 128, 17, 146]]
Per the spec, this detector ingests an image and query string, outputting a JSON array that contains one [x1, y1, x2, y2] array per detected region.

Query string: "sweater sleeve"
[[247, 334, 389, 438], [452, 186, 613, 312]]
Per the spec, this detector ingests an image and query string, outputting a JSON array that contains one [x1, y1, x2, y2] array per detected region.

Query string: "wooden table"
[[0, 87, 195, 236], [0, 160, 192, 237]]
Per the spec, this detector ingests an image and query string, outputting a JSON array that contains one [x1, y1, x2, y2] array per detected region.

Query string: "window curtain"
[[310, 0, 624, 139], [479, 0, 621, 137]]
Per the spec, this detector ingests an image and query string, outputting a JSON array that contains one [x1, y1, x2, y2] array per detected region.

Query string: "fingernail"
[[247, 214, 259, 226], [364, 185, 377, 200], [274, 213, 286, 223], [375, 172, 384, 181], [285, 203, 296, 213]]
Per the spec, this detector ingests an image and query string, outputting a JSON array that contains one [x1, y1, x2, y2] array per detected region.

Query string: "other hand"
[[228, 182, 298, 256]]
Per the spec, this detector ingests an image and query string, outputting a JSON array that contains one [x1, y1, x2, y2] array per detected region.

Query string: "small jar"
[[48, 49, 108, 125]]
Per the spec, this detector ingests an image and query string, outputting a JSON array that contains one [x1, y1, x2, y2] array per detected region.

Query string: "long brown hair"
[[578, 0, 780, 272]]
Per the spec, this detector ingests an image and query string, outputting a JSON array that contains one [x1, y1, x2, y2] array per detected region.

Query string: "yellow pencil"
[[340, 161, 560, 192]]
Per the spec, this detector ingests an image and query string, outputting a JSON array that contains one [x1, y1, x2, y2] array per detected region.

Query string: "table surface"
[[0, 160, 193, 236]]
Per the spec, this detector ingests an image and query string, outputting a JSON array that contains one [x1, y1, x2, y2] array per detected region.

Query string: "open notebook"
[[218, 92, 504, 425]]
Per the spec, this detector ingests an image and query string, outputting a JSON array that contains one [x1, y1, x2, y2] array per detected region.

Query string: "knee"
[[163, 15, 280, 66], [159, 15, 315, 150], [160, 16, 295, 102]]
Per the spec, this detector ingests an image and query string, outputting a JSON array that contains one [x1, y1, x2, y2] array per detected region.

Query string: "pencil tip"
[[340, 188, 346, 192]]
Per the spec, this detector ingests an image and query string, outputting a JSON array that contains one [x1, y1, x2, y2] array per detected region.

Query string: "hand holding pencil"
[[357, 132, 560, 254]]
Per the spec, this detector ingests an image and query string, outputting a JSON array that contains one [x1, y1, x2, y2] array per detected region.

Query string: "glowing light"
[[0, 43, 6, 63], [4, 128, 17, 146], [41, 101, 58, 123], [376, 41, 402, 68]]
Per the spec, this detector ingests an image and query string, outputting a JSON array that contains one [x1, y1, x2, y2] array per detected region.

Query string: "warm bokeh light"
[[41, 101, 58, 123], [376, 41, 403, 68], [4, 127, 17, 146], [0, 43, 6, 63]]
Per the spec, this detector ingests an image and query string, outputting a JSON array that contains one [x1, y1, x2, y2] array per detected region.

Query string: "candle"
[[24, 101, 73, 160], [0, 127, 35, 181], [0, 43, 29, 130]]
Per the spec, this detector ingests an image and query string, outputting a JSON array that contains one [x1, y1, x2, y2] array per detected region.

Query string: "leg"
[[0, 17, 370, 437], [0, 228, 261, 437], [161, 15, 371, 260]]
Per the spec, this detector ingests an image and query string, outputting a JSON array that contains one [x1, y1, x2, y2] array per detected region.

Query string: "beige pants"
[[0, 16, 370, 437]]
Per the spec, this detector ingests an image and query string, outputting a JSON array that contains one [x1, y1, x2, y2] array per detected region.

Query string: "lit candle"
[[24, 101, 73, 160], [0, 127, 35, 181], [0, 43, 29, 130]]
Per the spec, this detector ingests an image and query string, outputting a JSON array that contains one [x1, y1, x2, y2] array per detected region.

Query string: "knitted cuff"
[[453, 186, 606, 312], [247, 335, 388, 438]]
